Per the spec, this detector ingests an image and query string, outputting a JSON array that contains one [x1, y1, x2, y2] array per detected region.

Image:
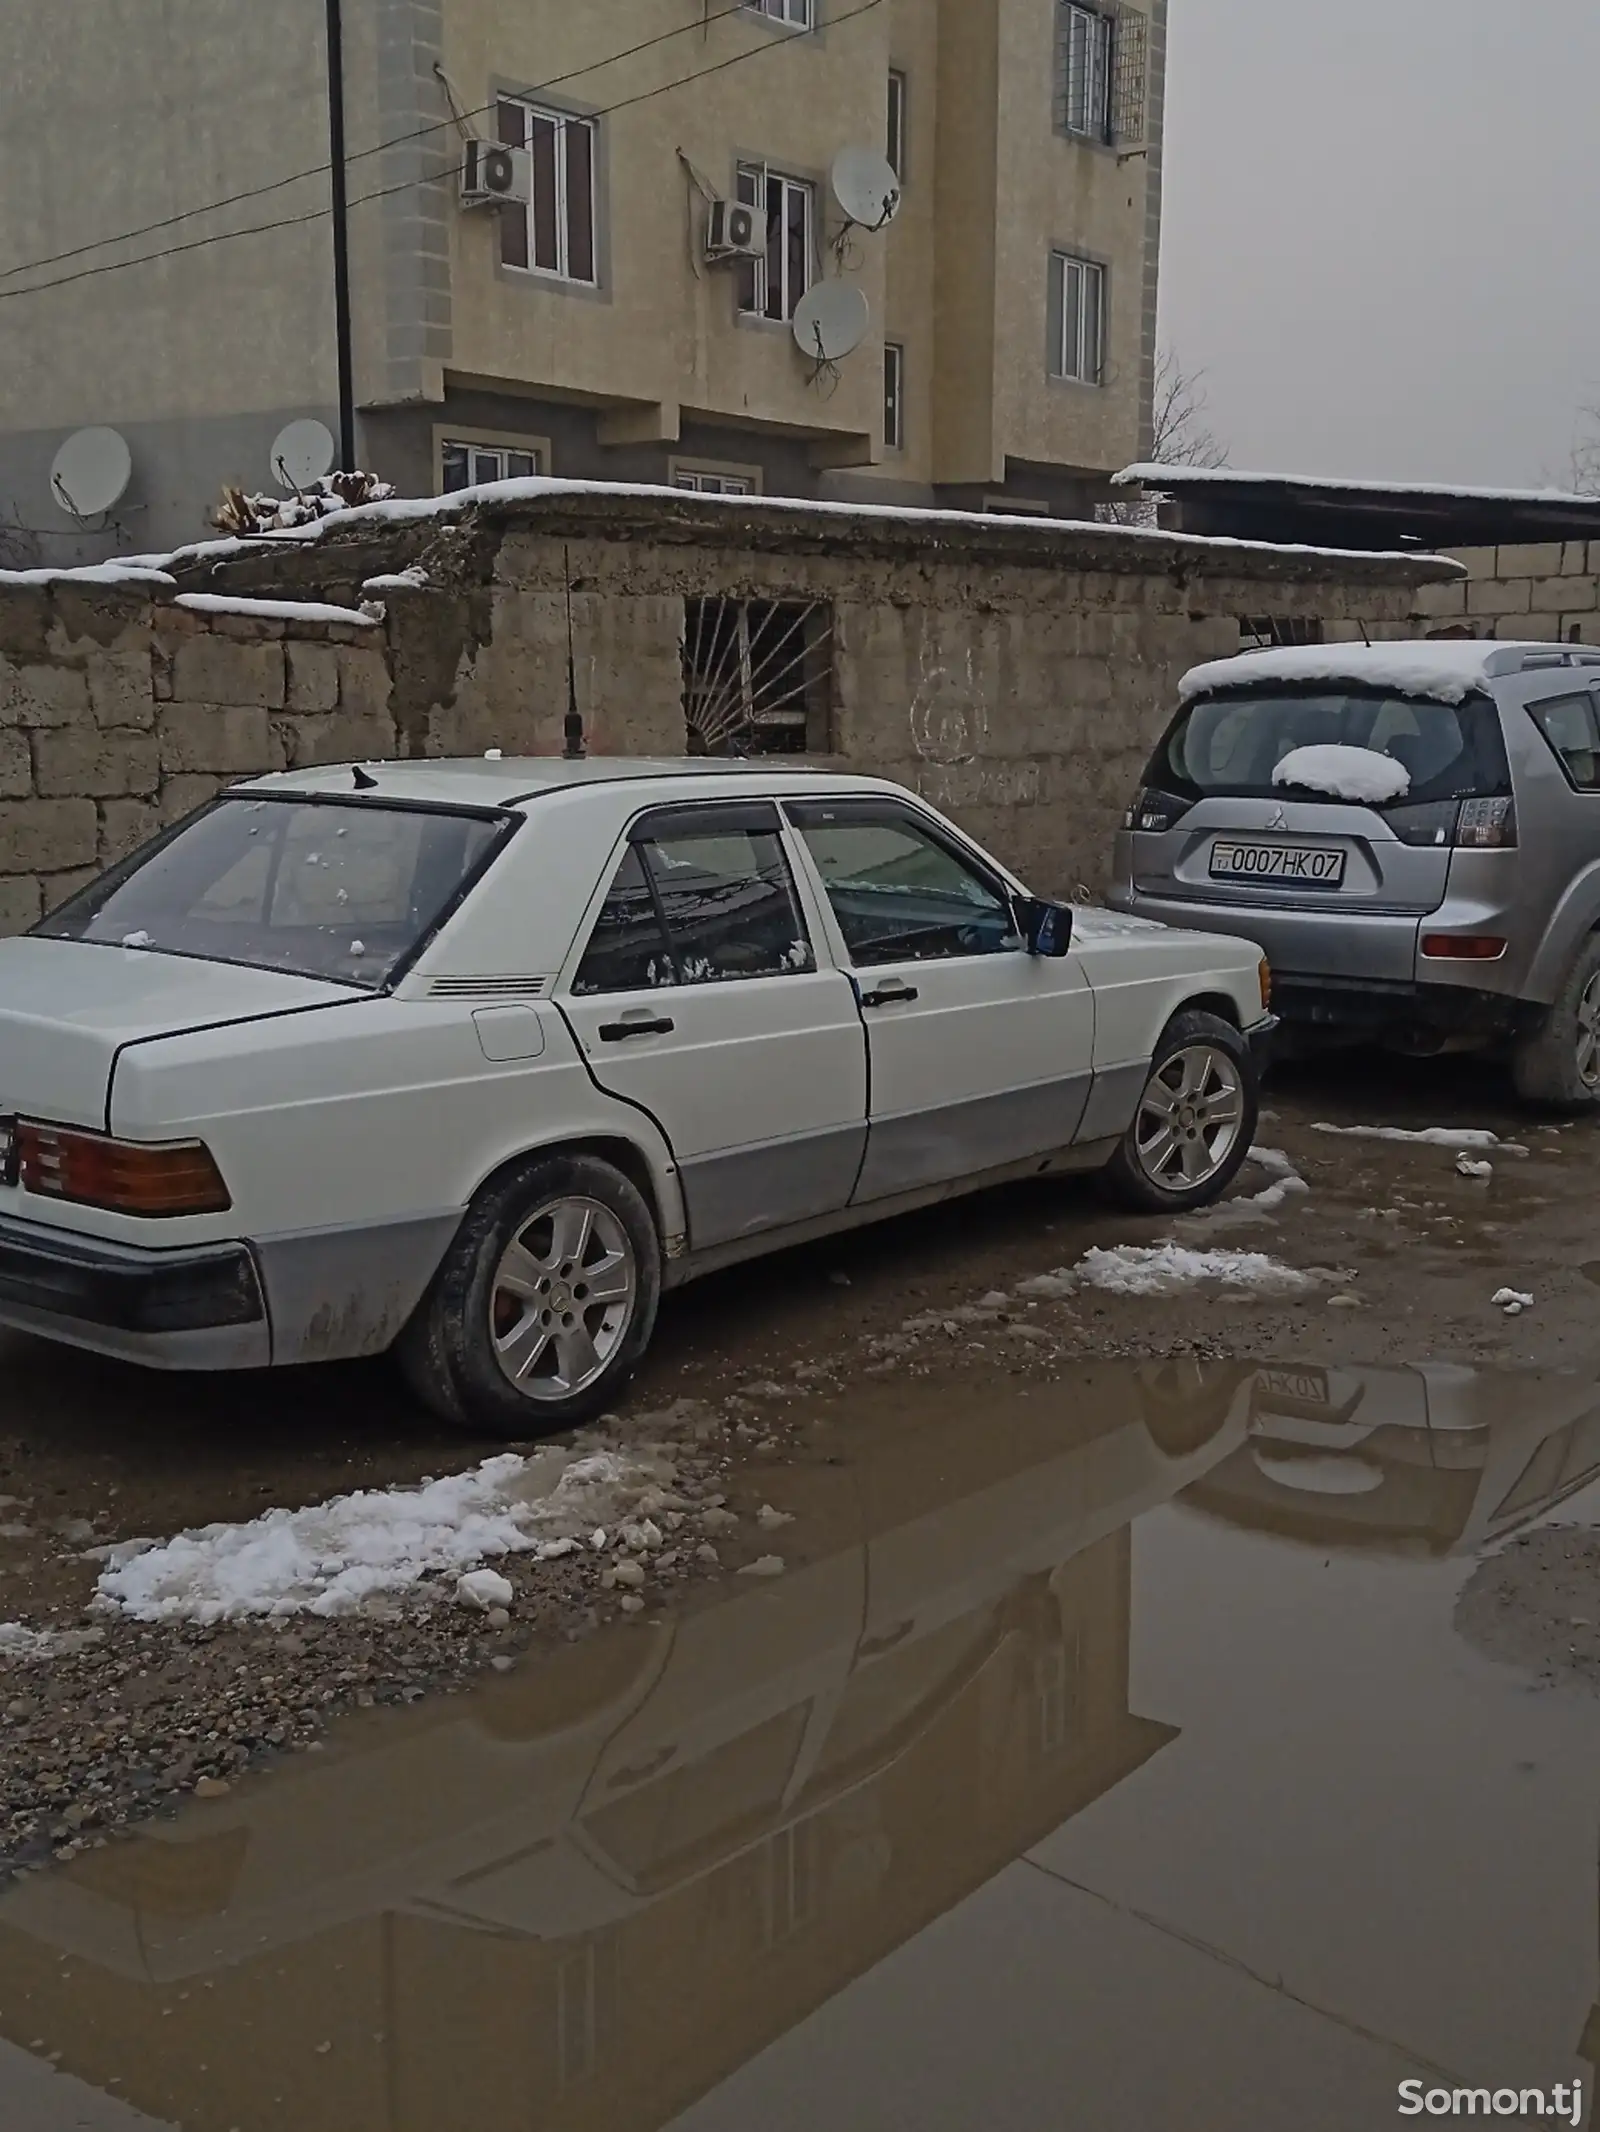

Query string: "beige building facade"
[[0, 0, 1167, 561]]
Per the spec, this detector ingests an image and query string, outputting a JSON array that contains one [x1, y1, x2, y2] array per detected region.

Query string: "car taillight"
[[1456, 797, 1517, 848], [1123, 787, 1194, 833], [1259, 958, 1273, 1011], [17, 1124, 231, 1216]]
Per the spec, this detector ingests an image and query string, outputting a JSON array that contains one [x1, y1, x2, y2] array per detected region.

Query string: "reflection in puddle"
[[2, 1361, 1600, 2131]]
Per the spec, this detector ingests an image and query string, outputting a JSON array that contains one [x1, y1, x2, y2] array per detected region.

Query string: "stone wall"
[[1315, 542, 1600, 648], [0, 491, 1452, 933], [0, 581, 392, 933]]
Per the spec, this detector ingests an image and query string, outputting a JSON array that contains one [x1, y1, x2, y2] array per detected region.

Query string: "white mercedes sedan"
[[0, 761, 1273, 1434]]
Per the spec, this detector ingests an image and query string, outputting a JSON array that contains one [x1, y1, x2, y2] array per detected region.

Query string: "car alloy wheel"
[[488, 1195, 638, 1401], [1132, 1042, 1247, 1194], [1576, 973, 1600, 1091]]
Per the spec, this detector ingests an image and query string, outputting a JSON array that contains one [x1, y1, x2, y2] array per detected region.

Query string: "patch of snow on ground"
[[1311, 1123, 1525, 1154], [96, 1438, 694, 1625], [1077, 1244, 1321, 1298], [0, 1622, 102, 1663], [1272, 744, 1410, 805]]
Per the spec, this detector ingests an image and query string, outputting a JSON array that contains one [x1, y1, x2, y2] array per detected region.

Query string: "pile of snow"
[[1311, 1123, 1525, 1154], [1178, 640, 1499, 709], [1272, 744, 1410, 806], [1492, 1288, 1534, 1317], [96, 1438, 698, 1625], [1076, 1244, 1321, 1298], [176, 592, 378, 629]]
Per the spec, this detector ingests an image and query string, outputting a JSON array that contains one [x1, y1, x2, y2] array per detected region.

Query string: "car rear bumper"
[[0, 1214, 269, 1369]]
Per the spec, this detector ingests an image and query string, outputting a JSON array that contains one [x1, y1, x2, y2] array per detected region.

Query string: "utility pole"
[[324, 0, 356, 472]]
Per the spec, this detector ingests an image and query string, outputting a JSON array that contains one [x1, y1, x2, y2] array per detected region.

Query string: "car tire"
[[1511, 934, 1600, 1110], [399, 1152, 661, 1439], [1098, 1010, 1259, 1215]]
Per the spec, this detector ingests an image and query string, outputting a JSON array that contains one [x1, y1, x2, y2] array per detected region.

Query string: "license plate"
[[0, 1118, 15, 1189], [1210, 840, 1346, 887], [1258, 1368, 1328, 1405]]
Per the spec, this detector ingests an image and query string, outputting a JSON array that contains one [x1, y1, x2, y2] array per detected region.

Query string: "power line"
[[0, 0, 887, 309], [0, 0, 789, 290]]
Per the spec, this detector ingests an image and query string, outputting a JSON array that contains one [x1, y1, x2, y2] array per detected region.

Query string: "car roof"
[[234, 758, 907, 811], [1178, 639, 1600, 709]]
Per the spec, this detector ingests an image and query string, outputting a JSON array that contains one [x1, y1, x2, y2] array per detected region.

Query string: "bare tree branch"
[[1098, 348, 1229, 526], [1570, 405, 1600, 497]]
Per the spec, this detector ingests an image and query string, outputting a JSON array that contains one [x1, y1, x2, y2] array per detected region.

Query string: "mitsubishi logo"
[[1268, 806, 1288, 830]]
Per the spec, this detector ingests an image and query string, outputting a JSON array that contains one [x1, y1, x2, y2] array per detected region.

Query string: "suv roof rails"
[[1517, 646, 1600, 672]]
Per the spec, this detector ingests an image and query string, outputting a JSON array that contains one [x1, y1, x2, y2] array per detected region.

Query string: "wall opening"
[[682, 597, 834, 755]]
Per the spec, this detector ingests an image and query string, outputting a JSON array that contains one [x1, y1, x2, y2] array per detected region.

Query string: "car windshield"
[[1151, 688, 1512, 806], [33, 796, 507, 988]]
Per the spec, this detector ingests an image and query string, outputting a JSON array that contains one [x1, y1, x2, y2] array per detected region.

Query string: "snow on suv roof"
[[236, 757, 887, 809], [1178, 640, 1600, 708]]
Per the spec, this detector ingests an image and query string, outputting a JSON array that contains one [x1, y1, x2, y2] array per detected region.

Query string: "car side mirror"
[[1019, 897, 1074, 958]]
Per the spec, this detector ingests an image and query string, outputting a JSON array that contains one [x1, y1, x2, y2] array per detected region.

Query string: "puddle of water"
[[3, 1359, 1600, 2132]]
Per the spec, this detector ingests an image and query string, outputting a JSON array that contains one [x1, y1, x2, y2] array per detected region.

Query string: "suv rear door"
[[1128, 686, 1512, 977]]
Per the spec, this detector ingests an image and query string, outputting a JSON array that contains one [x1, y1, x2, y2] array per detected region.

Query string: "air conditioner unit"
[[460, 139, 532, 208], [705, 199, 762, 263]]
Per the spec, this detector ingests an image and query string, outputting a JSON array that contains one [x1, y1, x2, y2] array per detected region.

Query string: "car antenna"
[[351, 764, 378, 789], [562, 543, 586, 761]]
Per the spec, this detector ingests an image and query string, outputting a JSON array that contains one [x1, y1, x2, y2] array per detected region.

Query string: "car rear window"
[[33, 796, 507, 987], [1150, 688, 1512, 807]]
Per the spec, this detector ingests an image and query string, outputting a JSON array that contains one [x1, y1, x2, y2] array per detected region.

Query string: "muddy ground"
[[2, 1050, 1598, 1873]]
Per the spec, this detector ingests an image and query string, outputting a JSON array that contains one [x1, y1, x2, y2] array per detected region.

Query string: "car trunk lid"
[[1145, 795, 1455, 917], [0, 938, 355, 1130]]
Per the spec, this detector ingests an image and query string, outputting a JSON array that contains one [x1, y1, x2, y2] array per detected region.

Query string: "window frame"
[[569, 801, 819, 996], [1058, 2, 1114, 143], [670, 459, 762, 496], [437, 430, 551, 494], [742, 0, 816, 30], [883, 342, 905, 452], [734, 163, 816, 324], [495, 95, 600, 286], [1528, 689, 1600, 793], [887, 69, 908, 179], [1048, 250, 1106, 387], [782, 797, 1025, 970]]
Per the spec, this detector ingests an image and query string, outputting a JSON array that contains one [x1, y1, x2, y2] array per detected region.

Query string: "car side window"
[[1529, 692, 1600, 792], [572, 847, 676, 994], [787, 801, 1022, 967], [572, 821, 814, 994]]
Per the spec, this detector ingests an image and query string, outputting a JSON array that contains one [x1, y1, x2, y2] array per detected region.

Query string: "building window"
[[683, 596, 833, 755], [744, 0, 815, 27], [887, 70, 907, 178], [1048, 252, 1105, 384], [735, 165, 814, 322], [440, 440, 547, 493], [1058, 4, 1113, 140], [673, 467, 757, 495], [496, 98, 597, 283], [883, 342, 905, 450]]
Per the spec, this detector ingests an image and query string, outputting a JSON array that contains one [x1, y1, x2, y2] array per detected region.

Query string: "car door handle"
[[598, 1014, 676, 1042], [860, 980, 920, 1009]]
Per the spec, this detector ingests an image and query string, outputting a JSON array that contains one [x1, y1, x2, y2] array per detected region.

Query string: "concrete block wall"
[[0, 583, 393, 935], [0, 497, 1445, 932], [1327, 542, 1600, 647]]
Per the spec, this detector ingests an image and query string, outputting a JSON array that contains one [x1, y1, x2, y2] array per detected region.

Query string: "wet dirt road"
[[5, 1352, 1600, 2130]]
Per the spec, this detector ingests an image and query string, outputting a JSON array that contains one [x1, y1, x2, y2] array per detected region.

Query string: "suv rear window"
[[34, 795, 507, 988], [1151, 689, 1512, 807]]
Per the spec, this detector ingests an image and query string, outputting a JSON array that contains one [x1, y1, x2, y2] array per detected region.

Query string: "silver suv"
[[1108, 640, 1600, 1105]]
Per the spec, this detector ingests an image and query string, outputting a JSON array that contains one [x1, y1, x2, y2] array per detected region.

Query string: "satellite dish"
[[50, 427, 132, 518], [792, 282, 870, 365], [831, 146, 902, 232], [270, 418, 337, 491]]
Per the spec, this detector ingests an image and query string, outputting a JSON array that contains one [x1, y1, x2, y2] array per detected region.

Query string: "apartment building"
[[0, 0, 1167, 561]]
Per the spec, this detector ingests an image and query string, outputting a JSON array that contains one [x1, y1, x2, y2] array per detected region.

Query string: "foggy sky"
[[1158, 0, 1600, 489]]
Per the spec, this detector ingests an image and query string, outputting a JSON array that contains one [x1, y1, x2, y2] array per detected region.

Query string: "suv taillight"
[[1387, 797, 1518, 849], [18, 1124, 231, 1216], [1456, 796, 1517, 848], [1123, 787, 1194, 833]]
